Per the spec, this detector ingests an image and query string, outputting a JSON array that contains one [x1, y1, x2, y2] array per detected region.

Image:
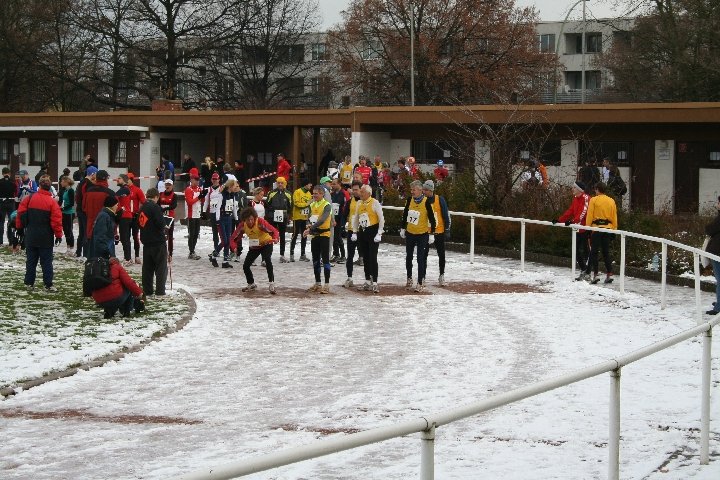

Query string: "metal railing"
[[177, 208, 720, 480]]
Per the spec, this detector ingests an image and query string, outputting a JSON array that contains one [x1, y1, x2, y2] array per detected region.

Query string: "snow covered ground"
[[1, 224, 719, 479]]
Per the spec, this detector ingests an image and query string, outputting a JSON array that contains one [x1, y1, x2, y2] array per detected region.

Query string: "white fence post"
[[420, 425, 436, 480], [520, 220, 526, 272], [609, 368, 621, 480], [620, 234, 626, 295], [661, 242, 668, 310], [470, 216, 475, 264], [694, 253, 702, 325], [571, 228, 577, 279], [701, 328, 712, 465]]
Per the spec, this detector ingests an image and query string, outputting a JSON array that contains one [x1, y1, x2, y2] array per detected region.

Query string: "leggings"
[[586, 231, 612, 275], [333, 223, 345, 257], [311, 236, 331, 283], [62, 213, 75, 248], [131, 215, 141, 257], [358, 224, 379, 282], [346, 233, 357, 277], [119, 217, 133, 261], [425, 232, 446, 276], [243, 244, 274, 284], [291, 219, 307, 256], [274, 221, 287, 256], [187, 218, 200, 255]]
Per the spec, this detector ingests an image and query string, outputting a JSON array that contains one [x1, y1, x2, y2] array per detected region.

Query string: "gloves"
[[400, 228, 406, 239], [373, 234, 381, 243], [551, 218, 558, 225], [200, 212, 208, 220], [565, 220, 572, 227], [351, 233, 357, 242], [429, 234, 435, 245], [444, 230, 451, 240], [54, 237, 62, 246], [161, 205, 169, 211], [114, 234, 120, 245]]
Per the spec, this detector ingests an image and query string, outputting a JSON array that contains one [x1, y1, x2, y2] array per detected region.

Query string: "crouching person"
[[92, 257, 145, 319]]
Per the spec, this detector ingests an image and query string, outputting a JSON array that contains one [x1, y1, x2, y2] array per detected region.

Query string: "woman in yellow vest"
[[422, 180, 451, 286], [303, 186, 333, 293], [350, 184, 385, 293], [230, 207, 279, 294], [342, 181, 363, 288], [290, 181, 313, 262], [400, 180, 436, 292]]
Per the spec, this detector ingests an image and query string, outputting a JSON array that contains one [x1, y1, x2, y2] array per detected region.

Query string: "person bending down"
[[230, 207, 279, 294]]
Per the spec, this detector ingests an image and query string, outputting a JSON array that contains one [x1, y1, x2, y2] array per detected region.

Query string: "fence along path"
[[178, 208, 720, 480]]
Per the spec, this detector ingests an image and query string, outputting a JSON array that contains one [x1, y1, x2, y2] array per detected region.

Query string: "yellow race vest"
[[340, 164, 354, 184], [246, 220, 273, 247], [292, 188, 312, 221], [309, 199, 331, 237], [406, 196, 431, 235], [346, 197, 358, 232], [356, 197, 380, 229], [428, 196, 444, 234]]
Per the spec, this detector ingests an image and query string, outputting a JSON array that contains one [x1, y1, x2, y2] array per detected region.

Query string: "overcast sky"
[[316, 0, 632, 29]]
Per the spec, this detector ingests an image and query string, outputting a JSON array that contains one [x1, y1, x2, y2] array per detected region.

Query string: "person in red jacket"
[[158, 179, 178, 262], [553, 181, 591, 277], [115, 174, 136, 266], [91, 258, 145, 318], [126, 172, 146, 264], [84, 170, 116, 256], [433, 160, 449, 183], [16, 175, 63, 292], [354, 156, 372, 185], [184, 168, 203, 259], [276, 153, 292, 184]]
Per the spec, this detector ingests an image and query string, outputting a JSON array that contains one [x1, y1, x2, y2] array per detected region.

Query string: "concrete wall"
[[390, 139, 411, 163], [699, 168, 720, 215], [351, 131, 391, 165], [654, 140, 674, 213]]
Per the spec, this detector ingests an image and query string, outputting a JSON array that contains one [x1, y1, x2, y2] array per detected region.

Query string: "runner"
[[400, 180, 436, 292], [342, 181, 362, 288], [339, 155, 353, 189], [351, 184, 384, 293], [59, 176, 75, 256], [230, 207, 279, 294], [250, 187, 266, 218], [422, 180, 450, 286], [209, 179, 240, 268], [266, 176, 292, 263], [115, 174, 135, 266], [202, 172, 223, 259], [158, 179, 177, 263], [330, 178, 346, 263], [290, 180, 312, 262], [184, 169, 203, 260], [126, 172, 146, 264], [304, 185, 333, 293]]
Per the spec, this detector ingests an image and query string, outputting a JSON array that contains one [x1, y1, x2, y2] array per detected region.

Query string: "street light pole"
[[581, 0, 586, 104], [553, 0, 588, 104], [410, 1, 415, 107]]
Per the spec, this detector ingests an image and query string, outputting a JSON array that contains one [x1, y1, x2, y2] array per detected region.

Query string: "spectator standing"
[[138, 188, 168, 296], [184, 169, 203, 260], [180, 154, 196, 185], [126, 173, 146, 264], [34, 163, 48, 184], [580, 182, 618, 284], [433, 160, 449, 183], [0, 167, 16, 245], [17, 169, 38, 205], [158, 179, 178, 262], [16, 175, 63, 292], [115, 174, 136, 266], [200, 156, 216, 187], [90, 196, 120, 260], [704, 196, 720, 315], [578, 158, 601, 194], [606, 165, 627, 207], [84, 170, 115, 259], [276, 153, 292, 184], [59, 176, 75, 256], [554, 181, 591, 277], [75, 166, 97, 258]]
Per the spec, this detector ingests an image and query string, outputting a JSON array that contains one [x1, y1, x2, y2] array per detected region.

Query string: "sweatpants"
[[585, 231, 612, 275], [243, 244, 274, 284], [142, 243, 168, 295], [76, 211, 87, 257], [62, 213, 75, 248], [25, 246, 54, 288], [187, 218, 200, 254], [291, 219, 307, 256], [357, 224, 379, 282], [425, 232, 446, 276], [332, 223, 345, 258], [345, 232, 357, 278], [406, 232, 429, 284], [119, 217, 133, 261], [311, 236, 331, 284], [576, 231, 590, 272], [131, 215, 141, 258]]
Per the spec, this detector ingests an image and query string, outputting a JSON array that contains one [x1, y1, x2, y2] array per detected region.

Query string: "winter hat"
[[437, 159, 444, 166], [319, 176, 331, 184], [86, 166, 98, 176], [211, 172, 220, 180], [104, 196, 118, 208], [117, 173, 129, 183], [422, 180, 435, 192], [127, 172, 136, 180], [276, 176, 287, 186], [18, 169, 28, 176], [96, 170, 109, 181], [189, 167, 199, 179], [164, 179, 174, 185], [573, 181, 586, 192]]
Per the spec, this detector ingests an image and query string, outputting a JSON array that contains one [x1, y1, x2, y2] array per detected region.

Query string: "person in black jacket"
[[0, 167, 16, 245], [705, 196, 720, 315], [138, 188, 168, 296], [90, 196, 120, 260]]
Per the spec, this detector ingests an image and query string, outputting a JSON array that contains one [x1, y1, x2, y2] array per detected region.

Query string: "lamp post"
[[410, 1, 415, 107], [553, 0, 588, 104]]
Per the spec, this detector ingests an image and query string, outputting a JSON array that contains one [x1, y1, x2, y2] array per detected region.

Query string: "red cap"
[[127, 172, 136, 180], [211, 172, 220, 180]]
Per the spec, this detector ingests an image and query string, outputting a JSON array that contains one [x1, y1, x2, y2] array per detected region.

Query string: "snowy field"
[[1, 223, 719, 480]]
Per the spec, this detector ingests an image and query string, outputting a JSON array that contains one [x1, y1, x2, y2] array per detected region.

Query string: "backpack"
[[82, 257, 112, 296]]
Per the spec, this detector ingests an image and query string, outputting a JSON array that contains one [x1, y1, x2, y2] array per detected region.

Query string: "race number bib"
[[191, 202, 201, 217], [359, 213, 370, 229], [224, 200, 235, 212], [407, 210, 421, 226], [332, 203, 340, 216], [273, 210, 284, 222], [309, 215, 318, 224], [342, 170, 351, 181], [209, 199, 220, 212], [249, 238, 260, 247], [301, 207, 310, 217]]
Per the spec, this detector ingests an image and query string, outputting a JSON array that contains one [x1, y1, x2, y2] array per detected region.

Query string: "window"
[[538, 34, 556, 53], [586, 33, 602, 53], [580, 141, 632, 167], [311, 43, 327, 61], [176, 48, 188, 66], [709, 143, 720, 162], [613, 31, 631, 48], [0, 139, 10, 164], [361, 40, 381, 60], [279, 44, 305, 63], [110, 140, 128, 167], [244, 46, 267, 64], [412, 140, 453, 163], [219, 48, 234, 65], [310, 77, 329, 95], [176, 81, 189, 99], [518, 141, 562, 166], [219, 79, 235, 97], [279, 77, 305, 96], [566, 33, 602, 54], [30, 139, 49, 166], [565, 71, 601, 90], [67, 139, 87, 167]]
